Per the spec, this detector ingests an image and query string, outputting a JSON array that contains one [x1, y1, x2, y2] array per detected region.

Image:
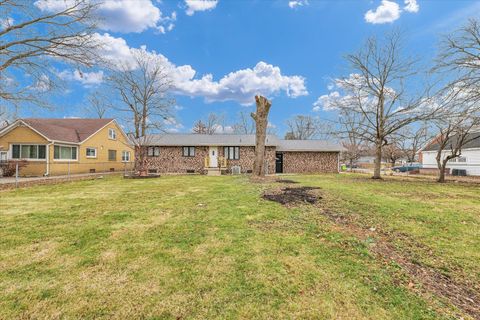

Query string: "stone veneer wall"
[[144, 146, 276, 174], [219, 146, 276, 174], [145, 146, 209, 174], [282, 151, 339, 174]]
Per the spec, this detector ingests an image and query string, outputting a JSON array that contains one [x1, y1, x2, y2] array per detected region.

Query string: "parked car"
[[391, 164, 421, 173]]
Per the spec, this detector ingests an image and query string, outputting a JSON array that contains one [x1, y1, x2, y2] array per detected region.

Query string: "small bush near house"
[[1, 160, 27, 177]]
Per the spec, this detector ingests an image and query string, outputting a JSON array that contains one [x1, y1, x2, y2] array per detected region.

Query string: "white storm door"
[[209, 147, 218, 167]]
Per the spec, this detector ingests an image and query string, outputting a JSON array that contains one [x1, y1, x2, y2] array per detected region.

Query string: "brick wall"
[[282, 151, 339, 174], [144, 146, 277, 174], [145, 146, 209, 174], [219, 146, 276, 174]]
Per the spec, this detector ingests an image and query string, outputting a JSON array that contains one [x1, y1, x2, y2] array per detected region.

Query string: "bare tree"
[[436, 18, 480, 104], [382, 141, 402, 166], [284, 115, 332, 140], [251, 95, 272, 176], [336, 111, 365, 171], [432, 115, 480, 183], [325, 32, 435, 179], [107, 49, 174, 139], [191, 113, 225, 134], [0, 0, 101, 111], [85, 91, 108, 118], [192, 120, 208, 134], [396, 124, 432, 163], [233, 111, 255, 134], [431, 18, 480, 182]]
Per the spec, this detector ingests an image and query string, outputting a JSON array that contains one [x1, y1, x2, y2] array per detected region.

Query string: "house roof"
[[276, 139, 345, 152], [143, 134, 280, 146], [422, 132, 480, 152], [142, 134, 344, 152], [4, 118, 114, 144]]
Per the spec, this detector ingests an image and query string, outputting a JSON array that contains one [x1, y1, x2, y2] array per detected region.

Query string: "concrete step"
[[206, 168, 221, 176]]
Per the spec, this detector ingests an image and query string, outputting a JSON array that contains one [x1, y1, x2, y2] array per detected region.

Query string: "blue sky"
[[20, 0, 480, 136]]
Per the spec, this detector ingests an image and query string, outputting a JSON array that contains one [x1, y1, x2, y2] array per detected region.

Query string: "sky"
[[15, 0, 480, 136]]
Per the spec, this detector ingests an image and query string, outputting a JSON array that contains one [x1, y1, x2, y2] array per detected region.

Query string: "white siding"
[[421, 149, 480, 176]]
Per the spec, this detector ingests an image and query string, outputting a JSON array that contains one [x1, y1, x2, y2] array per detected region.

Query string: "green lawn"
[[0, 174, 478, 319]]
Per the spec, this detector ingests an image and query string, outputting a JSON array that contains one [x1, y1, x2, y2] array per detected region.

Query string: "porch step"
[[206, 168, 221, 176]]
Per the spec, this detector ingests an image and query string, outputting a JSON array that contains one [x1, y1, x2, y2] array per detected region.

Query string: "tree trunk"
[[436, 154, 448, 183], [349, 159, 353, 172], [251, 95, 272, 176], [373, 140, 382, 179]]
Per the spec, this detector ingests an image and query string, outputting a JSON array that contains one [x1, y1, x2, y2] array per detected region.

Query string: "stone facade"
[[145, 146, 209, 174], [219, 146, 276, 174], [281, 151, 339, 174], [143, 146, 338, 175]]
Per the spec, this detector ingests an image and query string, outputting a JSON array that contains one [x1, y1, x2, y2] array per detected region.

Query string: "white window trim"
[[53, 144, 78, 162], [10, 143, 47, 162], [122, 151, 131, 162], [85, 147, 97, 159], [108, 128, 117, 140]]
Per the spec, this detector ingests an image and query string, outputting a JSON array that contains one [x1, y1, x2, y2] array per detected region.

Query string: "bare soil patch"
[[263, 187, 321, 206]]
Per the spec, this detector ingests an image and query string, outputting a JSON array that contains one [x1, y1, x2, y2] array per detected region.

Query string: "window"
[[86, 147, 97, 158], [11, 144, 46, 160], [147, 146, 160, 157], [108, 150, 117, 161], [224, 146, 240, 160], [108, 128, 117, 140], [54, 145, 77, 160], [183, 146, 195, 157], [122, 151, 131, 162], [458, 156, 467, 163]]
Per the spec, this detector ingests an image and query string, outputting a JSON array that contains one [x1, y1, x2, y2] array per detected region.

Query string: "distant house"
[[420, 132, 480, 176], [141, 134, 343, 175], [0, 118, 134, 177]]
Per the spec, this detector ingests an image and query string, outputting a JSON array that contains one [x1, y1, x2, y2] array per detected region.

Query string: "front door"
[[0, 151, 7, 163], [209, 147, 218, 167], [275, 152, 283, 173]]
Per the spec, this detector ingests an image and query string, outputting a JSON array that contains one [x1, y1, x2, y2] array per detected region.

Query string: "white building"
[[420, 133, 480, 176]]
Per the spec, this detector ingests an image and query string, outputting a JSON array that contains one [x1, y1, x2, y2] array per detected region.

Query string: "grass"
[[0, 174, 478, 319]]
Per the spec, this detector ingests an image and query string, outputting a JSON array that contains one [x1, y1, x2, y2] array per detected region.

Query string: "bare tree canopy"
[[191, 113, 225, 134], [107, 49, 174, 139], [0, 0, 101, 110], [395, 124, 432, 163], [436, 18, 480, 104], [430, 18, 480, 182], [322, 31, 435, 179], [233, 111, 255, 134], [284, 115, 332, 140], [85, 91, 109, 118]]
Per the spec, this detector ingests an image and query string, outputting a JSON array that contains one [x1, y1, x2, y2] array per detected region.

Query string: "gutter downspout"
[[45, 141, 53, 176]]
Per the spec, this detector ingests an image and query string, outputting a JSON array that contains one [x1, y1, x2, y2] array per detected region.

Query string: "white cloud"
[[70, 34, 308, 105], [0, 17, 13, 29], [185, 0, 218, 16], [365, 0, 401, 24], [34, 0, 175, 33], [58, 69, 104, 87], [364, 0, 419, 24], [403, 0, 419, 13], [32, 74, 52, 92], [288, 0, 309, 9]]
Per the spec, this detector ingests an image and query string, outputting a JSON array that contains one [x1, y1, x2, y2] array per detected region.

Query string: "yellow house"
[[0, 118, 134, 177]]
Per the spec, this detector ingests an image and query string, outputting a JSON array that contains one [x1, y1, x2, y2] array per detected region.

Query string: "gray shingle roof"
[[277, 139, 344, 152], [142, 134, 344, 152], [143, 134, 280, 146], [423, 132, 480, 151]]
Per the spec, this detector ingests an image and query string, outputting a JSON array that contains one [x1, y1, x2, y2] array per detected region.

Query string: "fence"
[[0, 161, 135, 180]]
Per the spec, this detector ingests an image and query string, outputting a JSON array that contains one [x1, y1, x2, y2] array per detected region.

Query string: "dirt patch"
[[317, 207, 480, 319], [263, 187, 321, 206], [276, 179, 299, 184]]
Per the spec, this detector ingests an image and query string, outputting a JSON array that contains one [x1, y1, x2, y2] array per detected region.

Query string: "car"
[[391, 164, 421, 173]]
